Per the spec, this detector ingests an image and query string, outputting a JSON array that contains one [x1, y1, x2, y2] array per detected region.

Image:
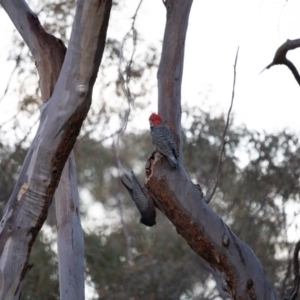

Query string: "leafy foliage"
[[2, 109, 299, 298]]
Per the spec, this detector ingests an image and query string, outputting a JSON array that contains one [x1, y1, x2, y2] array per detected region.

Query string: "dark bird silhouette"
[[121, 171, 156, 227]]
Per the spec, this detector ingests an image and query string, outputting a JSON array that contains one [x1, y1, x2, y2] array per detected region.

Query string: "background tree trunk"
[[0, 0, 112, 298], [147, 1, 277, 298], [55, 153, 84, 300]]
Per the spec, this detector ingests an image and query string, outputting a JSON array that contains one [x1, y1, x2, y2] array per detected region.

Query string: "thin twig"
[[205, 47, 239, 204], [115, 0, 143, 173], [118, 0, 143, 110], [117, 197, 133, 266], [112, 138, 133, 265], [113, 5, 144, 254], [277, 1, 289, 33], [79, 127, 122, 145], [0, 112, 19, 130], [0, 62, 18, 103]]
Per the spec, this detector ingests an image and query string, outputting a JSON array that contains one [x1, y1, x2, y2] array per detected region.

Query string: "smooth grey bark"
[[1, 0, 66, 102], [55, 153, 84, 300], [147, 0, 278, 299], [0, 0, 112, 298], [2, 0, 86, 298], [157, 0, 191, 159], [2, 1, 85, 298]]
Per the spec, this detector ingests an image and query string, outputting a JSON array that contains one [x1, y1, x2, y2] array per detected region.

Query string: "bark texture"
[[146, 158, 277, 299], [1, 0, 66, 102], [55, 153, 84, 300], [3, 2, 85, 297], [0, 0, 112, 298], [157, 0, 192, 159], [147, 0, 278, 299]]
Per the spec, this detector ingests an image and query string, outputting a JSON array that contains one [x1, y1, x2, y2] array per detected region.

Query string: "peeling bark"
[[147, 0, 278, 299], [146, 155, 277, 299], [0, 0, 112, 298]]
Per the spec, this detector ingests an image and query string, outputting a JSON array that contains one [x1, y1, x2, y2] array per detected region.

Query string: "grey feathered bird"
[[121, 171, 156, 227], [149, 113, 178, 169]]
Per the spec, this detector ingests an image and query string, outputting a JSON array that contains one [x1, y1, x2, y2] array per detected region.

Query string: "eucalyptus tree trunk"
[[0, 0, 112, 299], [146, 0, 278, 299], [55, 153, 85, 300]]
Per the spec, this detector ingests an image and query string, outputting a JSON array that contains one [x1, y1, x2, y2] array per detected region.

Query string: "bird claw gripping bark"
[[121, 171, 156, 227], [149, 113, 179, 169]]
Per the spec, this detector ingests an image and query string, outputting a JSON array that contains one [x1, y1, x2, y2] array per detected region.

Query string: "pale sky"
[[1, 0, 300, 133], [184, 0, 300, 133]]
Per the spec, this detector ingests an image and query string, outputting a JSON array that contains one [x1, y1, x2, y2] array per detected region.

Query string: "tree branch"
[[146, 159, 277, 299], [118, 0, 143, 108], [205, 48, 239, 204], [117, 197, 133, 266], [263, 39, 300, 86], [157, 0, 192, 159], [147, 0, 277, 298], [0, 0, 112, 297], [115, 0, 144, 173]]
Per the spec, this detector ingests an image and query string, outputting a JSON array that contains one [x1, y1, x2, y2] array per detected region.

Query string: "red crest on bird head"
[[149, 113, 162, 126]]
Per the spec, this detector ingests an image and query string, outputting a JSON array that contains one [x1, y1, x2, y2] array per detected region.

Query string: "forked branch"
[[263, 39, 300, 86], [0, 0, 112, 298], [205, 47, 239, 204]]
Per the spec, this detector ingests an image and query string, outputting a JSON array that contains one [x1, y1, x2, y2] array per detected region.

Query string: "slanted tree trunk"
[[146, 1, 277, 299], [2, 2, 85, 298], [0, 0, 112, 298]]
